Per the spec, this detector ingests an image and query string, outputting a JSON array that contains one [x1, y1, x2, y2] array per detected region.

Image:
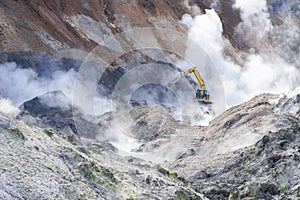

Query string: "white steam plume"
[[0, 62, 114, 116], [182, 8, 300, 107], [233, 0, 273, 49], [0, 62, 76, 106], [234, 0, 300, 70], [0, 98, 20, 117], [234, 0, 267, 16]]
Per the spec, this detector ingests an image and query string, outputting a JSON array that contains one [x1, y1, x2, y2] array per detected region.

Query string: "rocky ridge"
[[186, 124, 300, 200], [1, 85, 298, 199], [0, 110, 207, 199]]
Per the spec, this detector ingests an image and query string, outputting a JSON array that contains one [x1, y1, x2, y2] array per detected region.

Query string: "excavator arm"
[[184, 66, 211, 103], [184, 67, 206, 90]]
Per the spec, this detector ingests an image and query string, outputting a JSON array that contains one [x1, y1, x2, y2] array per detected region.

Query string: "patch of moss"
[[7, 128, 25, 140], [228, 192, 239, 200], [72, 152, 86, 162], [275, 124, 300, 143], [65, 188, 76, 198], [228, 193, 233, 200], [271, 167, 278, 177], [175, 190, 189, 200], [278, 185, 286, 192], [78, 161, 118, 188], [25, 121, 33, 127], [104, 183, 117, 191], [78, 163, 97, 181], [157, 167, 189, 186], [43, 129, 56, 138], [102, 167, 117, 183], [63, 135, 76, 145]]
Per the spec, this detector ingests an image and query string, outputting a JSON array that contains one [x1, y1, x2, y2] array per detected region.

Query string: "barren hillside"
[[0, 0, 299, 199]]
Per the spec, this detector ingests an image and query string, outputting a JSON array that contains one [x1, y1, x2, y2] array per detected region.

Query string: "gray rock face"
[[0, 52, 81, 76], [0, 111, 205, 200], [187, 124, 300, 200], [167, 91, 300, 199], [17, 91, 105, 144], [1, 89, 300, 199], [0, 114, 11, 129], [2, 80, 300, 200], [129, 105, 179, 142], [20, 90, 73, 118], [184, 93, 299, 158]]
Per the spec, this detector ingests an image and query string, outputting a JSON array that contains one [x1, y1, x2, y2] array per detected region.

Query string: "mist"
[[0, 98, 20, 117], [0, 62, 77, 106], [0, 1, 299, 163], [182, 2, 300, 107]]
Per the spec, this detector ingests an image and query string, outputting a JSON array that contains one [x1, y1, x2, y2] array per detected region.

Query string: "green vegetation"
[[78, 163, 97, 181], [78, 161, 118, 190], [276, 124, 300, 142], [102, 167, 117, 183], [175, 190, 189, 200], [64, 188, 76, 198], [25, 121, 33, 127], [7, 128, 25, 140], [43, 128, 56, 138], [63, 135, 76, 145], [157, 167, 189, 186], [278, 185, 286, 192]]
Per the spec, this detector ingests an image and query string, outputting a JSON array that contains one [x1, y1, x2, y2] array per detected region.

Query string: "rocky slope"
[[0, 110, 207, 200], [1, 0, 298, 55], [0, 0, 188, 54], [1, 88, 299, 199], [187, 124, 300, 200], [171, 91, 300, 172]]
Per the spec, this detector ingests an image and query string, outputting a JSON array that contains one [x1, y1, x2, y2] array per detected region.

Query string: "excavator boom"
[[184, 67, 206, 90]]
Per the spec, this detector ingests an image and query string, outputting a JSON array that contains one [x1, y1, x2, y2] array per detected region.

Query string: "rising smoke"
[[0, 0, 298, 122], [0, 1, 298, 162], [0, 62, 77, 106], [0, 98, 20, 117], [182, 0, 300, 107]]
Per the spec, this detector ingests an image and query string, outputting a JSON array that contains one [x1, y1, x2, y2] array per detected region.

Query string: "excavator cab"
[[196, 89, 210, 103]]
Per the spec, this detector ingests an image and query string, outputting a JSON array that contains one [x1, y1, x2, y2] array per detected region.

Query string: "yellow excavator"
[[185, 66, 211, 103]]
